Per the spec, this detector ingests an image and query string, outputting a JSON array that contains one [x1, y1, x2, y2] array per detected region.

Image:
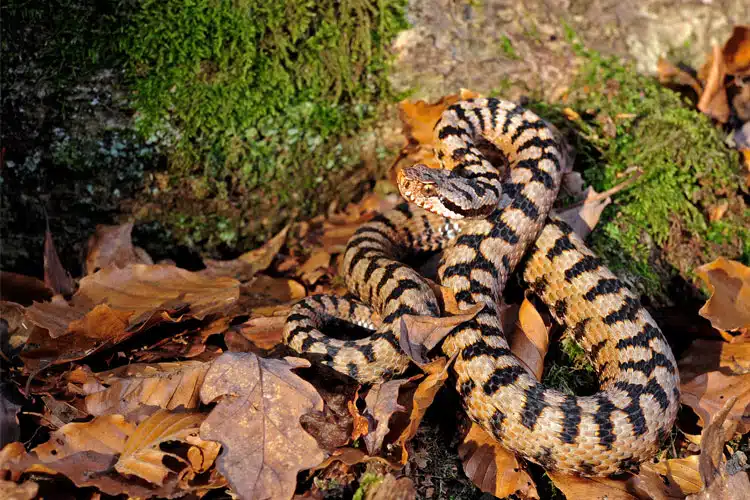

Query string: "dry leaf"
[[200, 352, 327, 500], [298, 250, 332, 285], [26, 264, 239, 338], [398, 89, 482, 146], [698, 45, 730, 123], [399, 304, 483, 365], [86, 223, 153, 274], [508, 299, 551, 380], [723, 26, 750, 76], [300, 373, 360, 452], [240, 275, 306, 313], [680, 370, 750, 434], [0, 272, 52, 306], [650, 455, 703, 495], [657, 57, 703, 96], [362, 474, 416, 500], [394, 358, 451, 464], [1, 301, 36, 350], [43, 229, 74, 296], [554, 187, 611, 240], [201, 224, 290, 281], [677, 339, 750, 381], [0, 479, 38, 500], [33, 414, 134, 461], [115, 410, 218, 486], [81, 361, 211, 418], [235, 315, 286, 349], [696, 258, 750, 332], [363, 378, 411, 455], [458, 423, 539, 499]]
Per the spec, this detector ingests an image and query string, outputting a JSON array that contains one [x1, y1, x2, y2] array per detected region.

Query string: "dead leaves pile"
[[2, 89, 750, 500]]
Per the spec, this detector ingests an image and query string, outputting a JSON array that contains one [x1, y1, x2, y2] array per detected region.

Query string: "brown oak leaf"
[[85, 223, 153, 274], [199, 352, 327, 500]]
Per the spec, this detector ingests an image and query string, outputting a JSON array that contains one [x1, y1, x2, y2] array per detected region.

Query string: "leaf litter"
[[2, 78, 750, 500]]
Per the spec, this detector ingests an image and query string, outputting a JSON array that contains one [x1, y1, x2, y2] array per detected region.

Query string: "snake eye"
[[423, 185, 435, 196]]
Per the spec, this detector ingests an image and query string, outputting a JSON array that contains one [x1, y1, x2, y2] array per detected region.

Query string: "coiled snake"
[[284, 98, 680, 476]]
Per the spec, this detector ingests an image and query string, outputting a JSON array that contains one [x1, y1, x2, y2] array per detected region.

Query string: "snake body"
[[284, 98, 680, 476]]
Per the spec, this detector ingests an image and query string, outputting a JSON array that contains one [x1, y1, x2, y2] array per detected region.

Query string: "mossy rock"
[[527, 43, 749, 301], [123, 0, 408, 253]]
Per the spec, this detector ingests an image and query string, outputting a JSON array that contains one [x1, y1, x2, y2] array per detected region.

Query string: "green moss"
[[527, 40, 748, 298], [122, 0, 408, 253], [352, 472, 383, 500]]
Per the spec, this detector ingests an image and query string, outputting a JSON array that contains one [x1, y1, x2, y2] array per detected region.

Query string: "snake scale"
[[284, 98, 680, 476]]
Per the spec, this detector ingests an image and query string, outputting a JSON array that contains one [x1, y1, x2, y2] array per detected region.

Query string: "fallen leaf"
[[363, 378, 411, 455], [301, 372, 360, 452], [235, 315, 287, 349], [362, 474, 416, 500], [115, 410, 218, 486], [657, 57, 703, 97], [554, 188, 611, 240], [0, 272, 52, 306], [698, 45, 730, 123], [0, 479, 38, 500], [650, 455, 703, 495], [677, 339, 750, 381], [298, 250, 332, 285], [43, 229, 74, 297], [81, 361, 211, 418], [33, 414, 134, 462], [201, 224, 290, 281], [458, 423, 539, 499], [200, 352, 327, 500], [696, 258, 750, 332], [722, 26, 750, 76], [394, 358, 452, 463], [681, 371, 750, 433], [398, 89, 482, 146], [1, 301, 36, 350], [399, 304, 483, 365], [85, 223, 153, 274], [40, 395, 88, 429], [240, 275, 306, 313], [508, 299, 551, 380]]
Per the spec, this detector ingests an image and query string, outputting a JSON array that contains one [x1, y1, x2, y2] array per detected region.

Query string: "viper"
[[284, 97, 680, 476]]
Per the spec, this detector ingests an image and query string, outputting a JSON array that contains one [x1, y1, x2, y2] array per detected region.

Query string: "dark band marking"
[[460, 379, 476, 397], [521, 384, 549, 430], [554, 298, 568, 318], [483, 365, 527, 395], [594, 394, 616, 449], [603, 296, 641, 325], [560, 395, 582, 444], [438, 125, 471, 140], [490, 409, 506, 438], [564, 255, 602, 281], [510, 191, 540, 220], [451, 105, 477, 137], [489, 218, 520, 244], [583, 278, 624, 302], [616, 323, 661, 350]]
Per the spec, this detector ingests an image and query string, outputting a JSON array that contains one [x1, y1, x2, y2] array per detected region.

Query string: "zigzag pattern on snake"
[[283, 98, 680, 476]]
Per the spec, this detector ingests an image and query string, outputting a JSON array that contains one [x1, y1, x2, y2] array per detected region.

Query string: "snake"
[[284, 98, 680, 476]]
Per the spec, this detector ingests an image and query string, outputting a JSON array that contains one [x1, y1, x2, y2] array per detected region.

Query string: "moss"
[[527, 39, 749, 299], [122, 0, 408, 254], [352, 472, 383, 500]]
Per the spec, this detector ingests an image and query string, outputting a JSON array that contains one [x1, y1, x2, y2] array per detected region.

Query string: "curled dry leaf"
[[201, 223, 290, 281], [240, 275, 306, 314], [26, 264, 240, 338], [80, 361, 211, 419], [698, 45, 730, 123], [0, 272, 52, 306], [85, 223, 153, 274], [115, 410, 219, 486], [394, 358, 451, 464], [199, 352, 327, 500], [0, 479, 38, 500], [398, 89, 482, 146], [399, 303, 483, 365], [722, 25, 750, 77], [362, 474, 416, 500], [298, 250, 332, 285], [43, 229, 74, 297], [649, 455, 703, 495], [554, 187, 611, 240], [235, 315, 287, 350], [363, 378, 412, 455], [696, 258, 750, 332], [657, 57, 703, 96], [508, 299, 551, 380], [458, 423, 539, 499]]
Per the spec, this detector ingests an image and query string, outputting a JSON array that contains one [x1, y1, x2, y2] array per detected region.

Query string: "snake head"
[[397, 164, 496, 219]]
